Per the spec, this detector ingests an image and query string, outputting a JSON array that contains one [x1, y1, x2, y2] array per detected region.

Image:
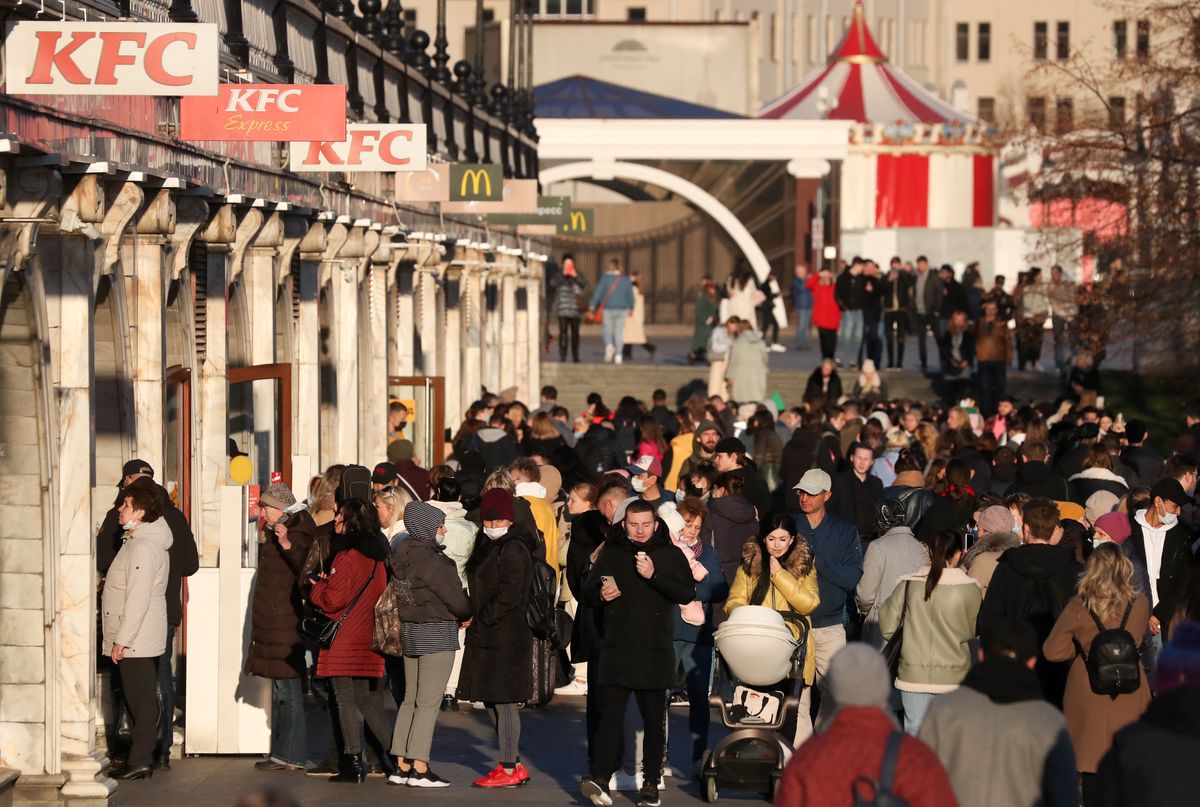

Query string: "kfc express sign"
[[181, 84, 347, 142], [289, 124, 427, 173], [5, 22, 219, 96]]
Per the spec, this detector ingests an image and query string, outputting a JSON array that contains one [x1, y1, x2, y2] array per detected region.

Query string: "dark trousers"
[[674, 640, 714, 763], [156, 623, 177, 760], [585, 654, 603, 767], [861, 317, 883, 366], [977, 361, 1007, 417], [911, 313, 940, 368], [558, 316, 581, 362], [591, 686, 668, 785], [1018, 318, 1044, 369], [757, 307, 780, 344], [329, 677, 393, 756], [817, 327, 838, 360], [119, 656, 160, 768], [883, 311, 908, 368]]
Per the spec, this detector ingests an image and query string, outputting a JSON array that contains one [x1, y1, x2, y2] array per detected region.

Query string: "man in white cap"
[[790, 468, 863, 745]]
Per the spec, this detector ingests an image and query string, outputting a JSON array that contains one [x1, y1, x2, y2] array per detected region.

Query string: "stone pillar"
[[482, 262, 501, 395], [498, 258, 517, 394], [514, 265, 530, 404], [391, 256, 416, 377], [358, 229, 387, 464], [414, 244, 439, 376], [123, 189, 174, 475], [441, 262, 463, 429], [294, 223, 328, 483], [461, 253, 483, 412], [323, 223, 364, 465], [523, 259, 543, 405]]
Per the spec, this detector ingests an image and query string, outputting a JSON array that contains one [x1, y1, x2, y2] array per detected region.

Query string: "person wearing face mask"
[[427, 476, 477, 712], [458, 489, 537, 788], [556, 483, 601, 697], [1124, 479, 1195, 681], [628, 454, 665, 510], [385, 502, 472, 788], [101, 482, 173, 780]]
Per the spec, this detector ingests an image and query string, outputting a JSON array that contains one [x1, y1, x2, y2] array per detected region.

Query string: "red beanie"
[[481, 488, 515, 522]]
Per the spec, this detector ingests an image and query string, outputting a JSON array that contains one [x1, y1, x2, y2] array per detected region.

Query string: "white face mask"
[[631, 477, 647, 493], [483, 526, 507, 540], [1158, 505, 1179, 528]]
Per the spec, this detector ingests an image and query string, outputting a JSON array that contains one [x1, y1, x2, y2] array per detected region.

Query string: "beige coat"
[[1043, 594, 1152, 772], [102, 518, 173, 658], [623, 286, 647, 345]]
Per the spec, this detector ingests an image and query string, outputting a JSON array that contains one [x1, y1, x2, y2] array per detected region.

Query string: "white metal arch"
[[539, 160, 772, 282]]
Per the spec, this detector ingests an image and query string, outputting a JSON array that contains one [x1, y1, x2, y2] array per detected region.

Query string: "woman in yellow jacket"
[[724, 513, 821, 686]]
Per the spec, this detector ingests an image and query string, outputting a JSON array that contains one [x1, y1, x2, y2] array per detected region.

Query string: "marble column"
[[514, 266, 530, 404], [358, 231, 387, 464], [498, 259, 517, 395], [323, 223, 364, 465], [482, 263, 501, 395], [441, 262, 463, 430], [391, 256, 416, 377], [294, 223, 328, 483], [461, 255, 483, 413], [414, 247, 439, 377]]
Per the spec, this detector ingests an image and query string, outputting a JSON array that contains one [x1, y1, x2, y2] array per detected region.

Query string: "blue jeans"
[[602, 307, 627, 355], [837, 309, 863, 363], [1143, 632, 1164, 692], [793, 308, 812, 348], [900, 690, 935, 735], [270, 677, 308, 766], [156, 623, 177, 759], [673, 640, 715, 763]]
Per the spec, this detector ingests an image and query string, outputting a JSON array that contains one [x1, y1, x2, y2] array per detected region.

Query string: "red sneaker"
[[473, 765, 526, 788], [513, 764, 531, 785]]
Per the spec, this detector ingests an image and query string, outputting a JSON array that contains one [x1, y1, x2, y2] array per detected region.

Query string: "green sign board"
[[559, 208, 595, 235], [449, 164, 503, 201], [487, 196, 572, 226]]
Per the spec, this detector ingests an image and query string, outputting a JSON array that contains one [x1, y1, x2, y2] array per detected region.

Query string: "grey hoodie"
[[856, 526, 928, 648], [102, 518, 173, 658]]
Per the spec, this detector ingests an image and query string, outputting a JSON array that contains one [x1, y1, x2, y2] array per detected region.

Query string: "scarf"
[[940, 482, 976, 498]]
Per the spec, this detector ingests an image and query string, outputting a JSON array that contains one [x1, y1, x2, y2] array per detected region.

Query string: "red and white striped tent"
[[760, 0, 996, 230]]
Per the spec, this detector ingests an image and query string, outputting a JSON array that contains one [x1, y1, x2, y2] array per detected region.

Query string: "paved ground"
[[111, 696, 764, 807]]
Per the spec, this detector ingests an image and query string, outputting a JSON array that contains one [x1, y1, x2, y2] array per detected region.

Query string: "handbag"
[[880, 581, 910, 678], [299, 563, 378, 650], [371, 576, 405, 657], [586, 275, 621, 324]]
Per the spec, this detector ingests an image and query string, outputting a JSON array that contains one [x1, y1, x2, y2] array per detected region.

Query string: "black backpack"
[[338, 464, 373, 506], [852, 731, 910, 807], [1078, 601, 1141, 697], [513, 539, 572, 649]]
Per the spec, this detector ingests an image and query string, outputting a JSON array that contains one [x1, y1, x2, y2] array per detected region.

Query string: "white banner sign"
[[290, 124, 428, 173], [5, 21, 219, 96]]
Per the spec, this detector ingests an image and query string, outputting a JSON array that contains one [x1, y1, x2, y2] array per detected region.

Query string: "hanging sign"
[[449, 164, 503, 201], [559, 208, 595, 235], [5, 21, 220, 96], [180, 84, 347, 141], [289, 124, 427, 172], [442, 179, 537, 214], [396, 165, 451, 202], [488, 195, 571, 226]]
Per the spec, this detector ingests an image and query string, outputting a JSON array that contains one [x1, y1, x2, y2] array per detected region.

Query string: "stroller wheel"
[[702, 774, 718, 804], [766, 770, 781, 801]]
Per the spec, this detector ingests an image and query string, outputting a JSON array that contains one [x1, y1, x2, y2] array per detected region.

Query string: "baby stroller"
[[700, 606, 806, 802]]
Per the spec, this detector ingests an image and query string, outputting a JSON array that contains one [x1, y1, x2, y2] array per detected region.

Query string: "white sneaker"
[[769, 343, 787, 353], [632, 772, 666, 791], [614, 354, 623, 365], [554, 679, 588, 696], [386, 773, 409, 786], [604, 345, 615, 363]]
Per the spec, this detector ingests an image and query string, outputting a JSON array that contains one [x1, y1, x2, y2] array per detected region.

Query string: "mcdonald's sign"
[[560, 208, 594, 235], [449, 163, 503, 201]]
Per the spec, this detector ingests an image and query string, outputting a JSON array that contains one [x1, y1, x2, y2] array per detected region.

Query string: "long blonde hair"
[[1078, 542, 1137, 622]]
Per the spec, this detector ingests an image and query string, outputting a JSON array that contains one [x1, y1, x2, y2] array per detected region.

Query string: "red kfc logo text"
[[289, 124, 428, 173]]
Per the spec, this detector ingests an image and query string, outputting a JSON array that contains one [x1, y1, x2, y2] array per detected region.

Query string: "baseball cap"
[[794, 468, 832, 495], [119, 459, 154, 487], [1152, 478, 1192, 508], [627, 454, 663, 478], [714, 437, 746, 455], [371, 462, 399, 485], [1077, 422, 1101, 439]]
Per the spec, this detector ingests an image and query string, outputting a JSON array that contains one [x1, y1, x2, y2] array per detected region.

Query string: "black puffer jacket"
[[575, 423, 621, 474], [390, 535, 472, 624], [565, 509, 613, 663], [246, 511, 316, 678], [583, 521, 695, 690], [1005, 460, 1070, 501], [780, 428, 821, 511]]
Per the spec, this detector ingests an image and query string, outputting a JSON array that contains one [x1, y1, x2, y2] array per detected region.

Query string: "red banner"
[[180, 84, 346, 142]]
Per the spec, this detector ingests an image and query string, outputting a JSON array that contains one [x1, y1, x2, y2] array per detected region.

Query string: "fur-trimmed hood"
[[740, 536, 814, 579], [961, 529, 1021, 570], [1068, 467, 1129, 486]]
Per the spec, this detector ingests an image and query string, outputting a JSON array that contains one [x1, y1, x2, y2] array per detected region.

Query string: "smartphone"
[[600, 575, 613, 587]]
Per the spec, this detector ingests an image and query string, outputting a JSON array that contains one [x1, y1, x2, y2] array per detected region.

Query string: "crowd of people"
[[95, 375, 1200, 807]]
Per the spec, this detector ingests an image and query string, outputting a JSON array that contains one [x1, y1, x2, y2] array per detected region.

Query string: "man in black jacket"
[[1006, 440, 1070, 501], [908, 256, 944, 371], [979, 498, 1081, 707], [883, 260, 914, 370], [829, 442, 884, 540], [834, 259, 866, 367], [581, 500, 695, 807], [97, 460, 199, 768], [713, 437, 774, 524], [1120, 419, 1164, 486], [939, 311, 975, 406]]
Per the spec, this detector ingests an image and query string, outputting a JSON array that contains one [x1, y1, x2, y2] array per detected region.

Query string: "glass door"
[[228, 364, 293, 568], [387, 376, 446, 467]]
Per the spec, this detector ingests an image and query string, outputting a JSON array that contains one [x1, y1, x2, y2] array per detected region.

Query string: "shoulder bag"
[[300, 562, 379, 649], [880, 581, 910, 678], [586, 275, 621, 324]]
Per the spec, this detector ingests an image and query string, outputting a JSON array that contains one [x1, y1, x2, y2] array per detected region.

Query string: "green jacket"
[[880, 566, 982, 692]]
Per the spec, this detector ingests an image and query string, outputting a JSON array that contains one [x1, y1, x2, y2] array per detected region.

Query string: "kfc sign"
[[181, 84, 347, 142], [5, 22, 219, 96], [289, 124, 427, 173]]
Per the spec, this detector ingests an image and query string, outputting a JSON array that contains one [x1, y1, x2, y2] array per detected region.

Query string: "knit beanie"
[[827, 643, 891, 711], [1156, 620, 1200, 695], [480, 488, 516, 522], [1094, 511, 1132, 545], [976, 505, 1014, 537], [403, 500, 446, 542], [1085, 490, 1120, 525], [259, 482, 297, 510], [387, 439, 415, 463]]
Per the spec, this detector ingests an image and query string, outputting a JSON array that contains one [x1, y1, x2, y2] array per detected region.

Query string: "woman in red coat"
[[308, 498, 390, 783], [807, 269, 842, 361]]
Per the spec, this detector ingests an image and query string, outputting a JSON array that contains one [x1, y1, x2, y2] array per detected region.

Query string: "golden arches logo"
[[459, 168, 493, 198]]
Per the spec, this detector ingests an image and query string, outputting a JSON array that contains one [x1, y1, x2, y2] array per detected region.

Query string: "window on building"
[[1137, 19, 1150, 58], [1028, 96, 1046, 130], [482, 7, 495, 21], [1109, 96, 1126, 128], [1056, 21, 1070, 59], [1034, 21, 1048, 60], [403, 7, 416, 27], [955, 23, 969, 62], [978, 97, 996, 122], [626, 6, 645, 20], [807, 15, 816, 62], [1113, 20, 1127, 59], [537, 0, 592, 16], [1056, 97, 1073, 132], [564, 0, 585, 15], [978, 22, 991, 61]]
